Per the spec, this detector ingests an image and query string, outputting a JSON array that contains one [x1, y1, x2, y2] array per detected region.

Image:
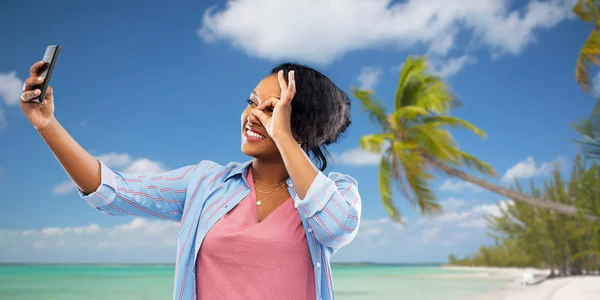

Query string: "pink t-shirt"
[[195, 169, 316, 300]]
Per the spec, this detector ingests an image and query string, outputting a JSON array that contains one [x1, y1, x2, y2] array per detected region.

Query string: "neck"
[[250, 158, 288, 185]]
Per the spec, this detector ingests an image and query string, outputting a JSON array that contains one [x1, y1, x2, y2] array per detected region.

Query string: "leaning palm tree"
[[573, 0, 600, 159], [354, 56, 597, 222]]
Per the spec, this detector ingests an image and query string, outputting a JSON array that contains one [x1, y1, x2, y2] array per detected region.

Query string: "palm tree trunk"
[[425, 157, 600, 222]]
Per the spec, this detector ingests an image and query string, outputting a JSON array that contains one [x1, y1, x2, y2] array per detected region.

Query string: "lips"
[[244, 125, 266, 140], [245, 126, 265, 137]]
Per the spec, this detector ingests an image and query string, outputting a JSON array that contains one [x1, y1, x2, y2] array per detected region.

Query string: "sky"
[[0, 0, 596, 264]]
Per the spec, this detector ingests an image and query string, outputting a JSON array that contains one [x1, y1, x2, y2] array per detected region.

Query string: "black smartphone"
[[32, 45, 61, 103]]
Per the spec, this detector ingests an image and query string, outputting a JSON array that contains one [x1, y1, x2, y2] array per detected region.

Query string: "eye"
[[247, 99, 257, 106]]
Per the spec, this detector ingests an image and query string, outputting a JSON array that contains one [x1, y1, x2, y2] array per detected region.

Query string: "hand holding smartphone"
[[30, 45, 61, 103]]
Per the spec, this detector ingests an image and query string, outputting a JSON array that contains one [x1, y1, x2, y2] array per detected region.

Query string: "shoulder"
[[189, 159, 249, 183], [324, 171, 359, 187]]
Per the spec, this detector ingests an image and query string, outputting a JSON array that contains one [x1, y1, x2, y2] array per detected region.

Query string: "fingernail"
[[38, 77, 43, 81], [34, 90, 40, 95]]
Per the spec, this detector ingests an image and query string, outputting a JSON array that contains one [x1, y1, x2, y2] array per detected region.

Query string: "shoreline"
[[441, 266, 600, 300]]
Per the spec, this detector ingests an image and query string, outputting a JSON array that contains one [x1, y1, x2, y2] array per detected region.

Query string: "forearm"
[[37, 117, 101, 194], [274, 134, 318, 199]]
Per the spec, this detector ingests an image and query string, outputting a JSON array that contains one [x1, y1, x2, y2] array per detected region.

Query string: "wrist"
[[36, 116, 59, 134], [273, 131, 297, 146]]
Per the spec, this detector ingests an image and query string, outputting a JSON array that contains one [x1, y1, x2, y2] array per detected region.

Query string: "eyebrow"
[[249, 91, 263, 104], [250, 90, 280, 103]]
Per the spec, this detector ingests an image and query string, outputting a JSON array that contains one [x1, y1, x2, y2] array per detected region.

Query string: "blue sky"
[[0, 0, 595, 263]]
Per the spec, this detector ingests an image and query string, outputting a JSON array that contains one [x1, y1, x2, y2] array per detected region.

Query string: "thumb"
[[252, 109, 269, 126]]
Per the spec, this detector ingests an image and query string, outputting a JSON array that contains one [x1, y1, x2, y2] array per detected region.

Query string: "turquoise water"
[[0, 264, 509, 299]]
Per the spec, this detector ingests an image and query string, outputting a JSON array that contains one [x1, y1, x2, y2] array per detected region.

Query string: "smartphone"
[[31, 45, 61, 103]]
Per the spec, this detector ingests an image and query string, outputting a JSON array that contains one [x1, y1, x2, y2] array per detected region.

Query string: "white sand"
[[442, 266, 600, 300]]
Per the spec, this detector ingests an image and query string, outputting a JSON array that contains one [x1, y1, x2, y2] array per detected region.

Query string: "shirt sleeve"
[[293, 171, 362, 250], [77, 159, 203, 222]]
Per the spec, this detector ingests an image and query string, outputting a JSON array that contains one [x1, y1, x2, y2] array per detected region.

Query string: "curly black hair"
[[271, 63, 351, 171]]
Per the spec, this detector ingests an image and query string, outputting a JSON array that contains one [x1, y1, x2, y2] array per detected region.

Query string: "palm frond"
[[457, 149, 498, 176], [392, 142, 441, 215], [359, 133, 390, 153], [575, 29, 600, 92], [391, 106, 429, 127], [353, 89, 389, 130], [409, 124, 460, 165], [573, 118, 600, 159], [395, 56, 428, 110], [416, 77, 457, 114], [572, 0, 600, 24], [379, 151, 403, 223], [391, 151, 413, 203], [422, 115, 488, 138]]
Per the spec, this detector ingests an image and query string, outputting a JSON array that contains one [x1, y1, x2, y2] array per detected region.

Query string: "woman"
[[20, 61, 362, 300]]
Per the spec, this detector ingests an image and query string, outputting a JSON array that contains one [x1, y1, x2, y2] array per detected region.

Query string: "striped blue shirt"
[[78, 158, 362, 300]]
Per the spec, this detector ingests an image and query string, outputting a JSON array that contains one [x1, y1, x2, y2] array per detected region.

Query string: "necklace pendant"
[[256, 200, 262, 206]]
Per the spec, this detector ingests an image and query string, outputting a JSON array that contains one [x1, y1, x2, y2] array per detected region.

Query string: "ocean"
[[0, 264, 511, 300]]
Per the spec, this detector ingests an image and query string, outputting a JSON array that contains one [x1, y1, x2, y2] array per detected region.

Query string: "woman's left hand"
[[252, 70, 296, 141]]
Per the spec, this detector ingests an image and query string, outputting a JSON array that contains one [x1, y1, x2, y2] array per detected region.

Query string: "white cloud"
[[0, 71, 23, 106], [0, 71, 24, 130], [52, 153, 166, 194], [357, 66, 382, 90], [97, 152, 132, 169], [198, 0, 576, 65], [53, 181, 75, 195], [96, 152, 166, 174], [440, 197, 467, 211], [420, 227, 441, 244], [439, 179, 484, 193], [333, 199, 514, 263], [0, 218, 179, 263], [1, 199, 513, 263], [123, 158, 166, 173], [331, 147, 382, 166], [502, 156, 569, 183], [429, 55, 477, 78]]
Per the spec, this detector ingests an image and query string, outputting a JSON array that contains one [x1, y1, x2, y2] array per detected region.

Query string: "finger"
[[277, 70, 288, 96], [20, 89, 41, 103], [23, 76, 45, 91], [29, 61, 48, 77], [45, 86, 54, 100], [281, 70, 296, 104], [252, 109, 270, 126], [257, 97, 279, 110]]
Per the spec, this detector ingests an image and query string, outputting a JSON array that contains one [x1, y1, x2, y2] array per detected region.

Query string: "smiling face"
[[240, 74, 282, 160]]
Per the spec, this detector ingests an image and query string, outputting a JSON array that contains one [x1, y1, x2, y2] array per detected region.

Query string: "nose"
[[247, 111, 259, 126]]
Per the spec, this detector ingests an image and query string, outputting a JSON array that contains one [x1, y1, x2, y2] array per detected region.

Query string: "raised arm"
[[78, 160, 202, 221], [20, 61, 198, 222], [276, 134, 362, 250]]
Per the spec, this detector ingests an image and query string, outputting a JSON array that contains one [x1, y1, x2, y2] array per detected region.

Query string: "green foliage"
[[573, 0, 600, 160], [448, 155, 600, 275], [353, 56, 494, 220]]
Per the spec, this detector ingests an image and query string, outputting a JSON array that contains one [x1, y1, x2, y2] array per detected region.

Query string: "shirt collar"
[[224, 159, 253, 182]]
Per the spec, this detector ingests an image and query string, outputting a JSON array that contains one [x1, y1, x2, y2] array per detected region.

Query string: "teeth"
[[246, 129, 265, 139]]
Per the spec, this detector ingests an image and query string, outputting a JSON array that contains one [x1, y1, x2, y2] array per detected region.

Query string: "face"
[[241, 74, 282, 159]]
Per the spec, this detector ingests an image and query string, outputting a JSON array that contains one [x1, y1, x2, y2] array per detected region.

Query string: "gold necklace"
[[254, 178, 286, 187], [255, 184, 285, 194], [254, 182, 286, 206]]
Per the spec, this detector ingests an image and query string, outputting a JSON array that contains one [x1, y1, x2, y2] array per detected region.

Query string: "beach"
[[1, 264, 598, 299], [443, 266, 600, 300]]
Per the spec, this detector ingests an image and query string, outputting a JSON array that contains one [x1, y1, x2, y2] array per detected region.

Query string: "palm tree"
[[353, 56, 598, 222], [573, 0, 600, 159]]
